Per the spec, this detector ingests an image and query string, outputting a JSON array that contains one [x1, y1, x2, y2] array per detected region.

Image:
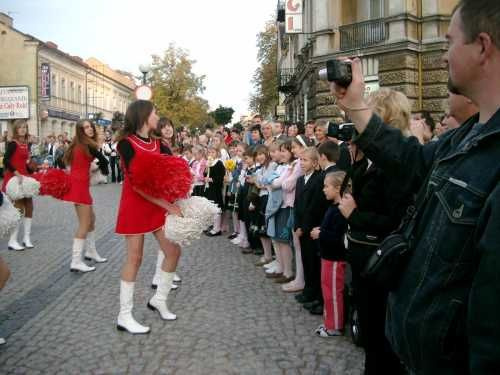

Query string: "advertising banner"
[[0, 86, 30, 120]]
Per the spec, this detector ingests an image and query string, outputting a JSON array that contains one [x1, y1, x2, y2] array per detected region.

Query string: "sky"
[[1, 0, 276, 123]]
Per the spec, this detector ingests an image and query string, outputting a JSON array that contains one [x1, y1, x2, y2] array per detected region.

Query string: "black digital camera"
[[318, 59, 353, 88], [327, 122, 356, 142]]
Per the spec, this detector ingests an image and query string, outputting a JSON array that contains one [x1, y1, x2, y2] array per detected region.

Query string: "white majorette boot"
[[173, 273, 181, 283], [70, 238, 96, 273], [22, 217, 34, 249], [84, 231, 107, 263], [151, 251, 178, 290], [117, 280, 150, 334], [147, 270, 177, 320], [8, 222, 24, 251]]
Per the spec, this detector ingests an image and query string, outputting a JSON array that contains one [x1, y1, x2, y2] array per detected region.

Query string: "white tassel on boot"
[[8, 222, 24, 251], [22, 217, 34, 249], [147, 271, 177, 320], [117, 280, 150, 334], [70, 238, 96, 273], [84, 231, 107, 263], [151, 251, 179, 290]]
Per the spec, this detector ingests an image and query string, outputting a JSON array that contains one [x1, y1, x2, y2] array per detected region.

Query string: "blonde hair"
[[302, 147, 319, 162], [368, 88, 411, 136], [325, 171, 352, 195]]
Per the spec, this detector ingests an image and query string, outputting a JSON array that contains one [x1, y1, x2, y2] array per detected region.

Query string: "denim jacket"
[[355, 110, 500, 375]]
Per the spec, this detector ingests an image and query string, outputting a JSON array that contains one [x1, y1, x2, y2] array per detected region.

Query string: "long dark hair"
[[155, 116, 176, 147], [117, 100, 155, 141], [63, 119, 98, 165]]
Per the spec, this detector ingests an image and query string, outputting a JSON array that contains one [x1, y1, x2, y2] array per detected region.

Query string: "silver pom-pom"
[[0, 194, 22, 238], [6, 176, 41, 200], [164, 196, 221, 246]]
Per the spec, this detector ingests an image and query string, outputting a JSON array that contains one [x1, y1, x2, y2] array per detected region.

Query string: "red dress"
[[1, 141, 29, 192], [115, 136, 167, 235], [61, 146, 93, 205]]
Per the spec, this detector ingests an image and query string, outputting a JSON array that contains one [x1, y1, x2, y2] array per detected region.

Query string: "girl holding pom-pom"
[[2, 120, 37, 251], [150, 116, 182, 291], [115, 100, 186, 335], [61, 119, 109, 273]]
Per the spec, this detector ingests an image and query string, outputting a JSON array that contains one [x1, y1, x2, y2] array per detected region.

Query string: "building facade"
[[0, 12, 135, 138], [277, 0, 458, 123]]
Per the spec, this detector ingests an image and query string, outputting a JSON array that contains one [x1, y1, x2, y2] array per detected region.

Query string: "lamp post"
[[138, 64, 150, 85]]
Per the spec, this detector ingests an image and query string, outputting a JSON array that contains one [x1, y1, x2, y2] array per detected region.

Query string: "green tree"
[[149, 44, 211, 128], [250, 19, 278, 117], [210, 105, 235, 125]]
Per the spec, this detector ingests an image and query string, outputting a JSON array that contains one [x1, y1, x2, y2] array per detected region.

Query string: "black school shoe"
[[303, 300, 322, 310], [295, 293, 316, 304], [227, 232, 239, 240], [309, 304, 324, 315]]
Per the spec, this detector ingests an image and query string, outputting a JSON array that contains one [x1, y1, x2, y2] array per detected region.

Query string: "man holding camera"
[[331, 1, 500, 374]]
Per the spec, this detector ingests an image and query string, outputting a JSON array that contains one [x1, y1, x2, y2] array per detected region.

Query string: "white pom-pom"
[[176, 196, 221, 228], [164, 216, 205, 247], [164, 196, 221, 246], [0, 194, 22, 238], [6, 176, 40, 200]]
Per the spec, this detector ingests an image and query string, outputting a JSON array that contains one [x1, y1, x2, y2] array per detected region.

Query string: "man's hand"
[[310, 227, 321, 240], [330, 58, 373, 134], [339, 194, 357, 219]]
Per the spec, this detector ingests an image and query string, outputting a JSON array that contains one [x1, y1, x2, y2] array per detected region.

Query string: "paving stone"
[[0, 183, 364, 374]]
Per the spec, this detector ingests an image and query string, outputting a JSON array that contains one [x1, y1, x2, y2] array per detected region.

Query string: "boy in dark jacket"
[[293, 148, 327, 314], [311, 171, 349, 337]]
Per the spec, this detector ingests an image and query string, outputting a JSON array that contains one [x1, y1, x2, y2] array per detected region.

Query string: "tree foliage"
[[210, 105, 235, 126], [150, 44, 211, 128], [249, 19, 278, 117]]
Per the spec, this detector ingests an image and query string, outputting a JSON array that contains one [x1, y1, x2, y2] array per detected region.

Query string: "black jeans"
[[352, 269, 405, 375], [109, 156, 122, 183]]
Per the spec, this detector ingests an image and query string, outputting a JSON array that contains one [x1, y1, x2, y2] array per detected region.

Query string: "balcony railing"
[[340, 19, 388, 50], [278, 68, 296, 94]]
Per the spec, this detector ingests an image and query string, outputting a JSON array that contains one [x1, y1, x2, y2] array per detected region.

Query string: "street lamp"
[[138, 64, 151, 85]]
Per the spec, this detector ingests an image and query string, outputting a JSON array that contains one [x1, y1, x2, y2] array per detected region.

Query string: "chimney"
[[0, 12, 13, 28], [46, 41, 58, 49]]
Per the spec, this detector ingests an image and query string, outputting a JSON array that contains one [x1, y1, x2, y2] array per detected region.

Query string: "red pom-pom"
[[33, 169, 72, 199], [129, 153, 192, 202]]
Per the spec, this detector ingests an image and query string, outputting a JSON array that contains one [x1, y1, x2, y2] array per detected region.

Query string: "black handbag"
[[361, 173, 433, 290]]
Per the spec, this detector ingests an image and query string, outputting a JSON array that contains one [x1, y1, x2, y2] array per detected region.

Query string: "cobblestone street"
[[0, 184, 363, 374]]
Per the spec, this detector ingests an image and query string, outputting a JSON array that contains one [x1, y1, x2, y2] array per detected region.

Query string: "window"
[[370, 0, 384, 19], [78, 85, 82, 104], [70, 81, 75, 102], [61, 78, 66, 99]]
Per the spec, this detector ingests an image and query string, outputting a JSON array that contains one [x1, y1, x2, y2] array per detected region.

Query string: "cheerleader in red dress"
[[61, 119, 109, 273], [2, 120, 36, 251], [151, 117, 182, 290], [116, 101, 184, 335]]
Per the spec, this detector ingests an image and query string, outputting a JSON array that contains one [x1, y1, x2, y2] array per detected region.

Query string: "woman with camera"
[[338, 89, 413, 374]]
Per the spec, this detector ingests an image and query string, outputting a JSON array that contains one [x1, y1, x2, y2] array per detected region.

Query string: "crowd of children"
[[186, 129, 352, 338]]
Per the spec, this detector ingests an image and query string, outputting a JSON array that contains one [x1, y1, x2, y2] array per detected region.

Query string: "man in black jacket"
[[331, 1, 500, 373]]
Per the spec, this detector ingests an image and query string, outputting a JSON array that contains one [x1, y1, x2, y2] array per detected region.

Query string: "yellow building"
[[277, 0, 459, 122], [0, 12, 135, 138]]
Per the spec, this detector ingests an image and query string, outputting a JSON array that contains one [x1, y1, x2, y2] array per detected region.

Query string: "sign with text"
[[0, 86, 30, 120], [40, 63, 51, 100], [285, 0, 303, 33]]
